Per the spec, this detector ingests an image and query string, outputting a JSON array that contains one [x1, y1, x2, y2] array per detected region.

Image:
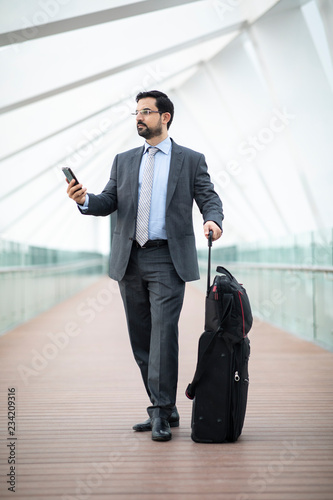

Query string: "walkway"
[[0, 276, 332, 499]]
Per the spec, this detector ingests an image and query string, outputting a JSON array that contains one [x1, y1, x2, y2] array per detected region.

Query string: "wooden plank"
[[0, 277, 333, 499]]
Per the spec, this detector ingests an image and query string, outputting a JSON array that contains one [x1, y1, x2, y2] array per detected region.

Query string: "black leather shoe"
[[151, 417, 172, 441], [133, 408, 179, 432], [132, 418, 153, 432]]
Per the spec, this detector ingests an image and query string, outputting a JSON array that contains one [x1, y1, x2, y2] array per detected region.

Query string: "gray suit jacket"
[[80, 139, 223, 282]]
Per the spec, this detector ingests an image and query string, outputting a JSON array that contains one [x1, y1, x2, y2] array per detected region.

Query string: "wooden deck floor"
[[0, 276, 333, 500]]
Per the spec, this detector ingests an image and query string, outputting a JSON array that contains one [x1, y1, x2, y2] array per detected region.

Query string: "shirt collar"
[[143, 136, 172, 155]]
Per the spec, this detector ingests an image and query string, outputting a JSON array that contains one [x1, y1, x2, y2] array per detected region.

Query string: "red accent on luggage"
[[238, 291, 245, 337]]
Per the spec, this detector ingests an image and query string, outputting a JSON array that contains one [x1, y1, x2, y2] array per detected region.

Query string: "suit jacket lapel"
[[166, 140, 184, 211], [129, 146, 144, 209]]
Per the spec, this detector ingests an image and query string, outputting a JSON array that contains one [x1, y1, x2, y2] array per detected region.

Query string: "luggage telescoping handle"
[[207, 230, 213, 295]]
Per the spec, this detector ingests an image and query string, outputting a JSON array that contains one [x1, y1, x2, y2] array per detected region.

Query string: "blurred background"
[[0, 0, 332, 347]]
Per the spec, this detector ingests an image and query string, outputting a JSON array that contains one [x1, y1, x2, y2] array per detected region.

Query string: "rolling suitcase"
[[186, 231, 252, 443]]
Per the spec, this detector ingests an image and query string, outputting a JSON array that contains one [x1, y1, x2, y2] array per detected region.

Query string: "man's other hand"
[[66, 179, 87, 206], [203, 221, 222, 241]]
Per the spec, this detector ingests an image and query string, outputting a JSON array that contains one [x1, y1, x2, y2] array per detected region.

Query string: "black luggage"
[[186, 232, 252, 443]]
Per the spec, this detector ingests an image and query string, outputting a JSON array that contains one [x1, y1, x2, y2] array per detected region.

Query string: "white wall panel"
[[171, 1, 333, 247], [249, 4, 333, 230], [1, 0, 332, 253]]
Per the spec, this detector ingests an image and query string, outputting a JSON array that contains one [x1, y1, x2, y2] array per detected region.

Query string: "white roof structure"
[[0, 0, 332, 253]]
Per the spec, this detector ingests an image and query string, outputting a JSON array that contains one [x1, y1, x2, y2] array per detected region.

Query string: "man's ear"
[[162, 112, 171, 126]]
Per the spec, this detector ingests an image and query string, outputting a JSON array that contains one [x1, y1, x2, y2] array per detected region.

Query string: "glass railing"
[[197, 228, 333, 351], [0, 239, 108, 334]]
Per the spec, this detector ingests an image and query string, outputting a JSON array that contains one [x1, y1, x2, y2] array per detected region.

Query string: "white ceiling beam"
[[0, 59, 202, 164], [173, 87, 274, 239], [0, 22, 246, 115], [0, 0, 203, 47]]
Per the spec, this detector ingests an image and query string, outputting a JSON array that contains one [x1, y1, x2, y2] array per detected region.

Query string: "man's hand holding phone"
[[67, 178, 87, 205], [63, 167, 87, 206]]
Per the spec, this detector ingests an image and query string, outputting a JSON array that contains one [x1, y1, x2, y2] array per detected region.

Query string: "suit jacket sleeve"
[[194, 153, 223, 227], [78, 156, 118, 216]]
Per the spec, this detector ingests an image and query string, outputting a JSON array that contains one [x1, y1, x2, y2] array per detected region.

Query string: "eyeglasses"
[[131, 109, 161, 116]]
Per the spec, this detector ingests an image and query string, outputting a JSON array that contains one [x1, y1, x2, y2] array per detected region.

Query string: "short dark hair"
[[135, 90, 174, 129]]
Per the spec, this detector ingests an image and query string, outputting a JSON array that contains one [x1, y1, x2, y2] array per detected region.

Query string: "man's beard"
[[137, 121, 163, 139]]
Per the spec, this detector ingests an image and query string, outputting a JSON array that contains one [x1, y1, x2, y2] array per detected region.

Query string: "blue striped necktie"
[[135, 147, 159, 247]]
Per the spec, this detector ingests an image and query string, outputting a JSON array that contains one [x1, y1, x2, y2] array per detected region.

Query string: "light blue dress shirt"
[[138, 137, 172, 240], [79, 137, 172, 240]]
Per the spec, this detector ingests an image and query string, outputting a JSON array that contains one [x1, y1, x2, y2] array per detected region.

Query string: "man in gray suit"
[[67, 90, 223, 441]]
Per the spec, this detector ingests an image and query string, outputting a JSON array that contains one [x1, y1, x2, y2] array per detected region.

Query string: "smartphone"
[[62, 167, 79, 186]]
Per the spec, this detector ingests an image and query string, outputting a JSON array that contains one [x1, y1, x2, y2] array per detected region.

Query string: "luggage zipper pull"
[[234, 371, 240, 382], [212, 284, 218, 300]]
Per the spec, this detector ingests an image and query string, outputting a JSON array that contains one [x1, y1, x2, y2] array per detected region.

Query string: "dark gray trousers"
[[118, 243, 185, 419]]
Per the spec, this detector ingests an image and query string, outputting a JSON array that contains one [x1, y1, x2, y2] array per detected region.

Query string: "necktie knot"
[[148, 146, 159, 157]]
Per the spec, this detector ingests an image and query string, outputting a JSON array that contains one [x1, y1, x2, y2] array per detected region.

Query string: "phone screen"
[[62, 167, 79, 185]]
